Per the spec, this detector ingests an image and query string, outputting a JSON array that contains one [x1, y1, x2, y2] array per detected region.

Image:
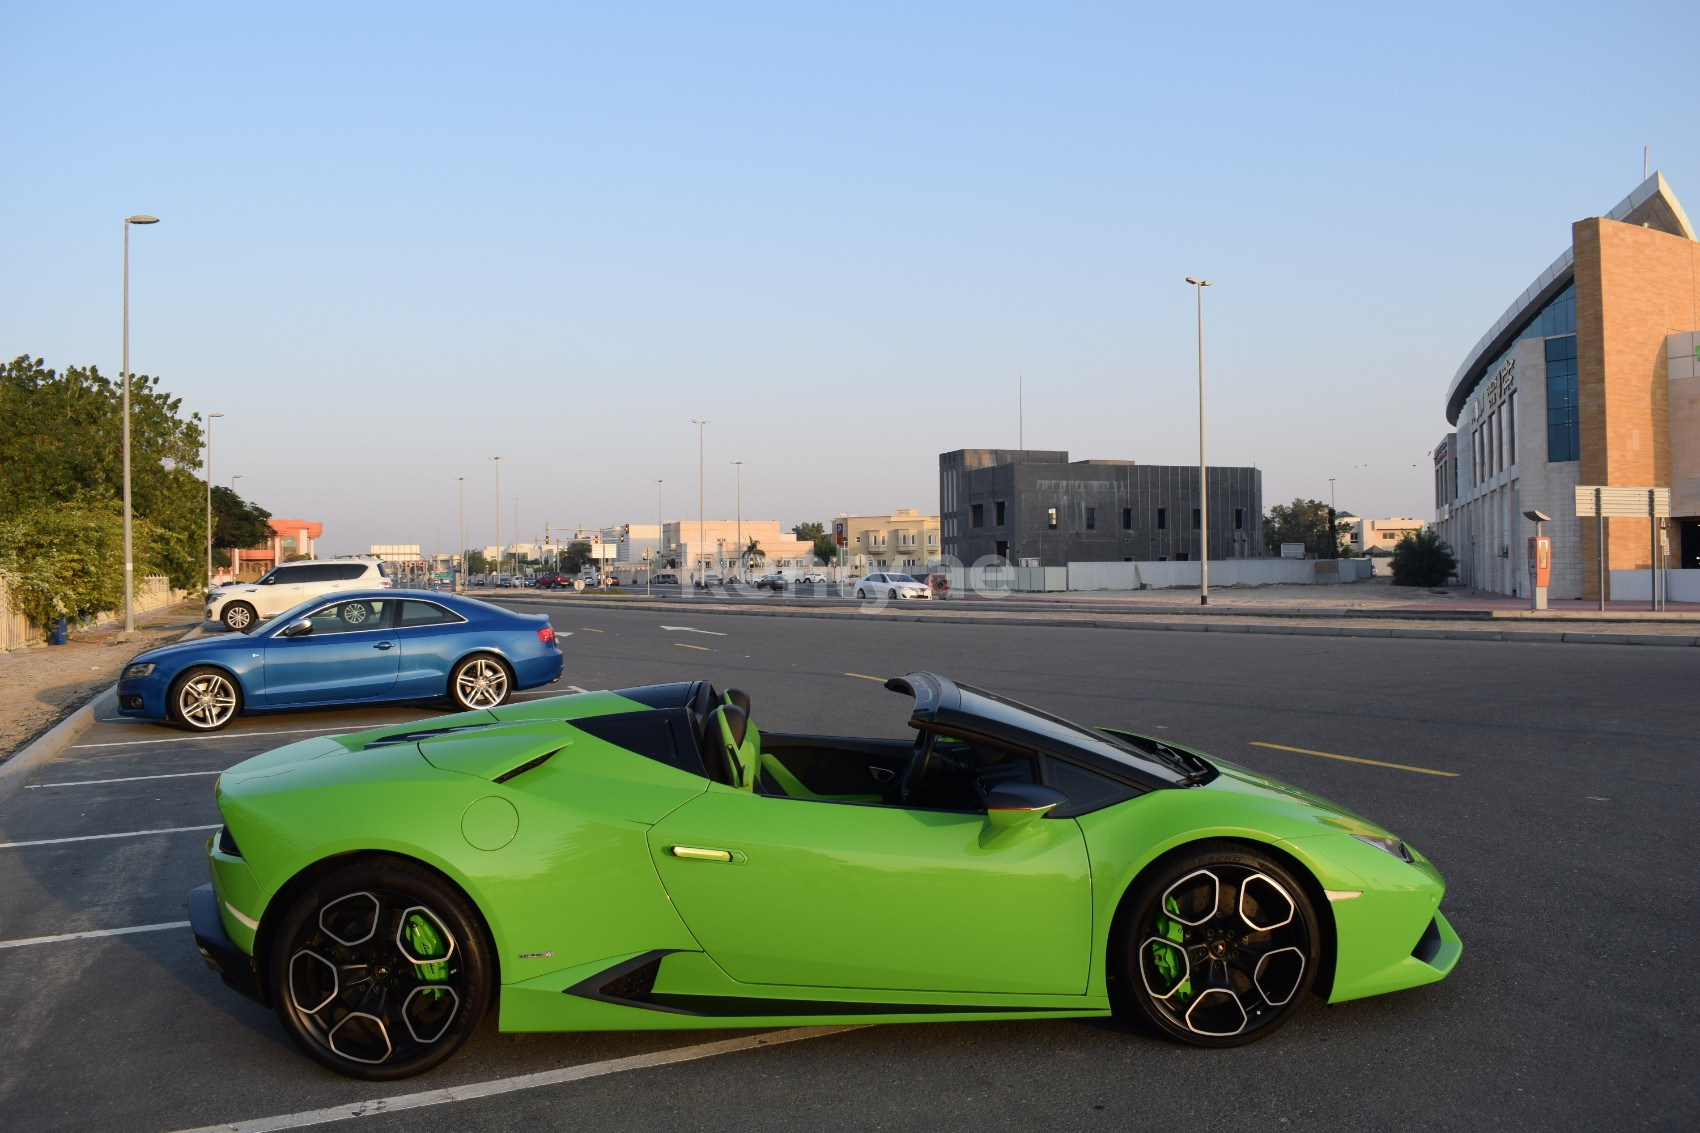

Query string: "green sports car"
[[190, 673, 1461, 1079]]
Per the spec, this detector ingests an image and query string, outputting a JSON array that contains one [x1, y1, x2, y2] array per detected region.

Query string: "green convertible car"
[[190, 673, 1461, 1079]]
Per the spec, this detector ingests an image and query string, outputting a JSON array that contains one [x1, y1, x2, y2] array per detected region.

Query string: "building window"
[[1157, 508, 1167, 530], [1192, 508, 1201, 529], [1122, 507, 1132, 530], [1234, 508, 1244, 530], [1507, 391, 1517, 466], [1085, 507, 1096, 530], [994, 501, 1006, 526], [970, 504, 984, 528], [1047, 508, 1057, 530], [1546, 335, 1578, 462]]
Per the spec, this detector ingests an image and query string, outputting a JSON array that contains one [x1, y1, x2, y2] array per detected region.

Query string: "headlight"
[[122, 662, 155, 680], [1351, 833, 1413, 862]]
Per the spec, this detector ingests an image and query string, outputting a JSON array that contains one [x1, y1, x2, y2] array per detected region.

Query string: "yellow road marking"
[[845, 672, 886, 682], [675, 643, 711, 651], [1249, 741, 1459, 778]]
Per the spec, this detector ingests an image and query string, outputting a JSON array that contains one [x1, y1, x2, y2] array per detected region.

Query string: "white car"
[[206, 558, 392, 632], [795, 572, 829, 585], [851, 572, 931, 600]]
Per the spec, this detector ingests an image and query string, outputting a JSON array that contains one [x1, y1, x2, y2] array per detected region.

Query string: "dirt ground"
[[0, 602, 202, 764]]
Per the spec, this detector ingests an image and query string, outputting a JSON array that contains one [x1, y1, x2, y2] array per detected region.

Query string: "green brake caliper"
[[404, 913, 450, 998], [1153, 895, 1194, 1003]]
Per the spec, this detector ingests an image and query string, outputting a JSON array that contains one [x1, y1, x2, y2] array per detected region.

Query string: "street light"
[[121, 214, 159, 632], [230, 474, 243, 491], [692, 419, 710, 582], [205, 412, 223, 592], [1185, 276, 1212, 606], [1329, 477, 1338, 560], [731, 461, 744, 579], [490, 456, 503, 582], [456, 476, 467, 591], [512, 497, 521, 581]]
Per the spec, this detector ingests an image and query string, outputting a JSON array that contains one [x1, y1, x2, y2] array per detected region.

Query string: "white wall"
[[1067, 559, 1370, 590], [1609, 569, 1700, 603]]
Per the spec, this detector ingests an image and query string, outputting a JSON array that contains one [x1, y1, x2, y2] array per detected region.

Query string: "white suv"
[[208, 558, 392, 631]]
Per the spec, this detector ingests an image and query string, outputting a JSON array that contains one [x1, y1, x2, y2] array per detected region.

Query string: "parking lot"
[[2, 601, 1696, 1131]]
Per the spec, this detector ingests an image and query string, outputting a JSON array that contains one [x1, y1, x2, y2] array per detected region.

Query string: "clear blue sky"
[[5, 1, 1696, 556]]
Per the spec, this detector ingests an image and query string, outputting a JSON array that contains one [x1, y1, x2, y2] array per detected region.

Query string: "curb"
[[0, 686, 117, 806], [517, 596, 1700, 648]]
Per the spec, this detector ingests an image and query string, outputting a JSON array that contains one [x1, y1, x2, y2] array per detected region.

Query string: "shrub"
[[1389, 529, 1457, 587]]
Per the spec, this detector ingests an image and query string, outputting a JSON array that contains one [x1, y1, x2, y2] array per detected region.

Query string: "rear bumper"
[[189, 883, 266, 1004]]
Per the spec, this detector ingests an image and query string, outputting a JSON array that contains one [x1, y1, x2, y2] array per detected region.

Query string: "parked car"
[[118, 590, 562, 732], [694, 573, 724, 589], [915, 572, 951, 598], [651, 572, 681, 586], [753, 573, 787, 590], [188, 671, 1459, 1079], [795, 572, 829, 585], [206, 558, 392, 633], [852, 572, 931, 600], [534, 572, 571, 589]]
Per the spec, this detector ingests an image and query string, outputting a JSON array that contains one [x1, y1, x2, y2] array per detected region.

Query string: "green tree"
[[792, 521, 826, 543], [211, 484, 272, 553], [0, 503, 126, 627], [0, 355, 211, 589], [743, 538, 765, 569], [465, 549, 488, 575], [562, 541, 592, 574], [1264, 499, 1346, 559], [1389, 529, 1457, 587], [812, 536, 839, 565]]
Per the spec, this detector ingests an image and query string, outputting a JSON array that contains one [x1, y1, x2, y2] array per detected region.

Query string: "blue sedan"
[[116, 590, 563, 731]]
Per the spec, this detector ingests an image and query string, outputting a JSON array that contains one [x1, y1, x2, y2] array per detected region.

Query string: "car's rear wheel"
[[268, 858, 492, 1080], [1112, 842, 1319, 1046], [448, 654, 512, 711], [222, 602, 256, 632], [169, 666, 242, 731]]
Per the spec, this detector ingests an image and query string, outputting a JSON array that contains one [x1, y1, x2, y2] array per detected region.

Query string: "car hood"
[[127, 633, 251, 665]]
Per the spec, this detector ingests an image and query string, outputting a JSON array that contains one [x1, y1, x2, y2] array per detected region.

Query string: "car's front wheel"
[[221, 602, 257, 632], [169, 666, 242, 731], [1112, 841, 1319, 1046], [268, 857, 492, 1080], [855, 588, 867, 599], [448, 654, 512, 711]]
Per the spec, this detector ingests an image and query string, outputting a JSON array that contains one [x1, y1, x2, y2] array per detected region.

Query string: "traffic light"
[[620, 524, 629, 543]]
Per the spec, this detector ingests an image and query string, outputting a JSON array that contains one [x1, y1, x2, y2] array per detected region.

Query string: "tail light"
[[537, 625, 556, 644]]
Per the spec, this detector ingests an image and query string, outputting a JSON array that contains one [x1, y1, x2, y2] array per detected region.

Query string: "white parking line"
[[0, 921, 190, 950], [27, 770, 222, 789], [168, 1026, 860, 1133], [0, 824, 219, 850], [72, 725, 359, 750]]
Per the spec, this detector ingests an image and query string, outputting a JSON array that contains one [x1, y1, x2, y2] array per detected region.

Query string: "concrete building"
[[661, 520, 817, 577], [229, 518, 322, 577], [939, 449, 1263, 567], [836, 509, 941, 570], [1345, 517, 1425, 556], [1434, 172, 1700, 598]]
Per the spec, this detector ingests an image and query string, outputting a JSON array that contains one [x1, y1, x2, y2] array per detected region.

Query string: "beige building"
[[837, 509, 941, 570], [1345, 517, 1424, 555], [662, 520, 816, 577]]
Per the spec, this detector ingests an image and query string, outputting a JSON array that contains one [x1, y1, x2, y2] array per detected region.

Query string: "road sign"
[[1574, 486, 1670, 517], [834, 522, 846, 547]]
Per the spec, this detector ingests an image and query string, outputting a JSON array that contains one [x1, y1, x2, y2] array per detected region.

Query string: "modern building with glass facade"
[[1434, 172, 1700, 599]]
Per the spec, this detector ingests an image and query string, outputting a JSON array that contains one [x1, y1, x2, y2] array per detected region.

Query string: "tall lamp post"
[[512, 497, 521, 581], [456, 476, 467, 590], [691, 419, 710, 582], [121, 214, 160, 631], [1328, 477, 1338, 559], [204, 412, 223, 591], [1185, 276, 1212, 606], [656, 479, 665, 571], [731, 460, 744, 579], [489, 456, 503, 582]]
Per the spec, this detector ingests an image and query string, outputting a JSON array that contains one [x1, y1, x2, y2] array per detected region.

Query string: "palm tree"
[[744, 538, 765, 573]]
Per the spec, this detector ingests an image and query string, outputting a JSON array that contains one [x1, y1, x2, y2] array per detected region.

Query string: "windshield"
[[950, 681, 1199, 782], [889, 574, 919, 584]]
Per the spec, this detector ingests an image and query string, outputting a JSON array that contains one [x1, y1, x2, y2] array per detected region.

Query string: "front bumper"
[[189, 883, 265, 1004]]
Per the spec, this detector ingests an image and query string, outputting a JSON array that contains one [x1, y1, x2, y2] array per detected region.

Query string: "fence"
[[1067, 558, 1373, 591], [0, 574, 185, 652]]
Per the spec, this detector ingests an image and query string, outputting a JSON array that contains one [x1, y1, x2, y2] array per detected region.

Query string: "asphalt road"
[[1, 602, 1694, 1132]]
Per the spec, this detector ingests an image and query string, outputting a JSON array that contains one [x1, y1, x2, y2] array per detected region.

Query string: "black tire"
[[888, 588, 898, 599], [222, 602, 257, 632], [169, 665, 242, 731], [1111, 841, 1319, 1047], [448, 654, 512, 711], [855, 589, 867, 600], [268, 857, 493, 1080]]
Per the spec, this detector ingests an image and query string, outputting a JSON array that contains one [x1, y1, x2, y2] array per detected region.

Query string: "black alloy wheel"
[[1113, 841, 1319, 1046], [268, 858, 492, 1080]]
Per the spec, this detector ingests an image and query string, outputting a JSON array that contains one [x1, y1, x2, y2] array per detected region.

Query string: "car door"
[[646, 787, 1092, 996], [254, 563, 317, 618], [390, 598, 470, 698], [259, 598, 400, 705]]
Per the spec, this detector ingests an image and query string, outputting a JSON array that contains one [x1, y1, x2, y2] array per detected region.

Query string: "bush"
[[0, 504, 127, 627], [1389, 529, 1457, 587]]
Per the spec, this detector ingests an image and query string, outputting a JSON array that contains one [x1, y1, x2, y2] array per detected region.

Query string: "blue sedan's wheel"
[[1113, 842, 1319, 1046], [169, 666, 242, 732], [449, 655, 512, 711], [269, 858, 492, 1080]]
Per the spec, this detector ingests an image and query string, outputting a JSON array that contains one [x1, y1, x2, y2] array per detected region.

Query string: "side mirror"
[[281, 619, 313, 638], [985, 783, 1068, 831]]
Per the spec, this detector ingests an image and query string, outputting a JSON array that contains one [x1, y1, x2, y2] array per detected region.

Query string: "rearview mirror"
[[985, 783, 1068, 831], [281, 619, 313, 638]]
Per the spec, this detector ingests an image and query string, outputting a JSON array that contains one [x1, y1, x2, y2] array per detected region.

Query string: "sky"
[[5, 1, 1697, 557]]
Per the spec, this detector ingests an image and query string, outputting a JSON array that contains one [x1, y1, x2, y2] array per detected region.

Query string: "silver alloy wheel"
[[223, 603, 255, 631], [452, 657, 510, 709], [176, 670, 239, 730], [342, 602, 371, 624]]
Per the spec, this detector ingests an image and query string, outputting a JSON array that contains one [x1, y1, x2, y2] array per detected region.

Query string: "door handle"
[[374, 641, 394, 650], [668, 845, 738, 863]]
